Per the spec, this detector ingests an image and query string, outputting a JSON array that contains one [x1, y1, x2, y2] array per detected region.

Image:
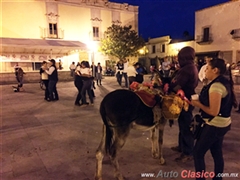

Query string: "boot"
[[100, 80, 102, 85], [97, 80, 99, 85]]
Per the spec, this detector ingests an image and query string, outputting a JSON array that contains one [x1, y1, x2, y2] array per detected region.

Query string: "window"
[[93, 26, 99, 38], [203, 27, 210, 41], [49, 23, 57, 35], [152, 45, 156, 54], [161, 44, 165, 53], [32, 62, 42, 71]]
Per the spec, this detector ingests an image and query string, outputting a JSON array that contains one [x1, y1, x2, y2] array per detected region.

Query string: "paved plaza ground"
[[1, 76, 240, 180]]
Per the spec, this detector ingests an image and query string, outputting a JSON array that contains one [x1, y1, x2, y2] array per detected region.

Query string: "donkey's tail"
[[100, 102, 113, 155]]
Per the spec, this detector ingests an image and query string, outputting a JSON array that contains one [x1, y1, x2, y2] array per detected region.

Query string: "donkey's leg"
[[151, 106, 161, 159], [110, 128, 130, 180], [158, 117, 167, 165], [150, 125, 159, 159], [95, 125, 106, 180]]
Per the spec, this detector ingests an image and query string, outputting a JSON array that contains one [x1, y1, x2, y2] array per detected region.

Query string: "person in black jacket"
[[74, 62, 83, 106], [45, 59, 59, 101], [169, 46, 199, 162], [191, 58, 237, 180]]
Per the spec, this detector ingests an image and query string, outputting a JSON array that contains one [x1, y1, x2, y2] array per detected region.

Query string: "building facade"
[[144, 0, 240, 71], [195, 0, 240, 63], [0, 0, 139, 73]]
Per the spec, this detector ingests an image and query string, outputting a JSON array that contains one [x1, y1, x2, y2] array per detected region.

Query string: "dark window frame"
[[49, 23, 58, 35], [152, 45, 156, 54], [93, 26, 99, 38]]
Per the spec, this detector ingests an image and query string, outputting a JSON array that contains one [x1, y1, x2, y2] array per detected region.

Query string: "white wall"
[[195, 1, 240, 62]]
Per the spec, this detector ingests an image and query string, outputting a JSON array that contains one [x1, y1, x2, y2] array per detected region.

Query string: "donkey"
[[95, 71, 188, 180], [95, 89, 164, 180]]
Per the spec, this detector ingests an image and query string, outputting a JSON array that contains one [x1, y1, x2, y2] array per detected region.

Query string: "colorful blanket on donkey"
[[130, 81, 158, 108]]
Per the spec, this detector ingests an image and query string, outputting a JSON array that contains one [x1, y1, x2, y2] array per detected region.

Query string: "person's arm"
[[169, 69, 189, 92], [191, 92, 221, 116], [191, 83, 225, 116], [45, 66, 55, 75]]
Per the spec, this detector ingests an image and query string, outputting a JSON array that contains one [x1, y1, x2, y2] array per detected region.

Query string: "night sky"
[[111, 0, 229, 40]]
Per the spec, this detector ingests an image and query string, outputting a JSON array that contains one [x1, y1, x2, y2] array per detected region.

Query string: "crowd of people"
[[12, 47, 239, 179], [115, 59, 147, 89]]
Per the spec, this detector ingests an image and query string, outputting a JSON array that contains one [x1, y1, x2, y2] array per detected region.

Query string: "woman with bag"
[[191, 58, 237, 180]]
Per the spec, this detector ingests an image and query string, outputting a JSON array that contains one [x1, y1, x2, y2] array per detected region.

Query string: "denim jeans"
[[74, 77, 83, 104], [178, 106, 194, 155], [116, 72, 122, 86], [81, 80, 93, 104], [193, 124, 230, 180], [43, 80, 49, 99], [122, 72, 128, 88], [48, 80, 58, 101]]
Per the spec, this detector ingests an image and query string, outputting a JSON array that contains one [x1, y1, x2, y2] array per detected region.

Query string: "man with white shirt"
[[198, 56, 211, 85], [69, 62, 76, 77], [126, 63, 138, 88]]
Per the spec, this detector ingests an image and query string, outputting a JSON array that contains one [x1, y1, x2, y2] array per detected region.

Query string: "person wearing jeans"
[[169, 46, 199, 162], [79, 61, 94, 106], [191, 58, 237, 180], [40, 61, 49, 100], [45, 59, 59, 101]]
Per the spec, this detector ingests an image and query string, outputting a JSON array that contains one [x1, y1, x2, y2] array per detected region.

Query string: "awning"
[[0, 37, 87, 55]]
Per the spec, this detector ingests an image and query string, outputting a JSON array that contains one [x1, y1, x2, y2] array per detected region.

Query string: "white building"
[[195, 0, 240, 63], [0, 0, 139, 73]]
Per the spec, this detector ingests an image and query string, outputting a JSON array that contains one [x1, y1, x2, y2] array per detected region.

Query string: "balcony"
[[196, 34, 213, 45], [230, 28, 240, 40], [41, 28, 64, 39]]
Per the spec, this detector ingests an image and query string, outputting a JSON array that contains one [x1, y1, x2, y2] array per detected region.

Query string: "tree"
[[182, 30, 193, 41], [99, 24, 145, 60]]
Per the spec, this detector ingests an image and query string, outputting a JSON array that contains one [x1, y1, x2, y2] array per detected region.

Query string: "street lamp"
[[87, 41, 98, 76], [138, 46, 148, 67]]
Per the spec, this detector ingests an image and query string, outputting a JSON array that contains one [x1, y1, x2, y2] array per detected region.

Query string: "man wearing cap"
[[45, 59, 59, 101], [168, 46, 199, 162]]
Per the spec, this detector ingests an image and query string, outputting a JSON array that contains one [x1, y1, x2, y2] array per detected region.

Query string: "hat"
[[49, 59, 56, 64]]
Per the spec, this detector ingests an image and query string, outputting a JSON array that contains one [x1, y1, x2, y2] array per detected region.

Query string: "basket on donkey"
[[161, 94, 189, 120]]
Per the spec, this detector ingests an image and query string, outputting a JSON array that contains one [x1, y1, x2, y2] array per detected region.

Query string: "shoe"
[[81, 102, 89, 107], [91, 103, 94, 106], [175, 153, 193, 163], [75, 103, 81, 106], [171, 146, 182, 153]]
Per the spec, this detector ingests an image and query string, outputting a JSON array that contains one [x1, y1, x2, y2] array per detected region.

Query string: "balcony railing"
[[41, 28, 64, 39], [196, 34, 213, 44], [230, 28, 240, 39]]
